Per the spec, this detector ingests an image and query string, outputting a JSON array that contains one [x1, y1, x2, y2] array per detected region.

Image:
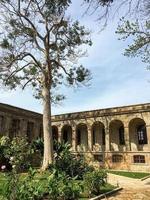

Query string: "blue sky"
[[0, 1, 150, 115]]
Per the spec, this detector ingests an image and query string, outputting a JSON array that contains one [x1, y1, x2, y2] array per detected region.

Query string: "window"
[[10, 119, 20, 137], [52, 126, 58, 141], [0, 116, 4, 133], [63, 130, 68, 143], [92, 129, 95, 145], [102, 128, 105, 145], [133, 155, 145, 163], [119, 126, 125, 145], [137, 125, 147, 144], [77, 129, 81, 145], [94, 154, 103, 162], [27, 122, 34, 142], [112, 155, 123, 163], [39, 124, 43, 138]]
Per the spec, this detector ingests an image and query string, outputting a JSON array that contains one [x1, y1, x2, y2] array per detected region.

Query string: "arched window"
[[137, 125, 147, 144], [77, 129, 81, 145], [63, 129, 68, 143], [52, 126, 58, 141], [119, 126, 125, 145]]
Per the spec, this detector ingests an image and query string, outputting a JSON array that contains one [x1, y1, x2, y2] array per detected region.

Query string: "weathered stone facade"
[[0, 102, 150, 172]]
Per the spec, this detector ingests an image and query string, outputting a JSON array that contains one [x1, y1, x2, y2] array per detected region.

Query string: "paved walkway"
[[106, 189, 150, 200], [104, 173, 150, 200]]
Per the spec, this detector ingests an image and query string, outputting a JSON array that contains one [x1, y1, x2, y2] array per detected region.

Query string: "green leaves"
[[0, 0, 92, 104], [84, 0, 113, 6], [0, 39, 11, 49], [83, 170, 107, 197], [45, 0, 72, 16], [116, 18, 150, 67]]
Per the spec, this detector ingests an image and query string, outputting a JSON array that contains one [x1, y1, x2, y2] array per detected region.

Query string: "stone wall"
[[0, 102, 150, 172], [0, 103, 43, 140]]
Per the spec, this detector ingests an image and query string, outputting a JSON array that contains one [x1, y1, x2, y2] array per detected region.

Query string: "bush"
[[16, 168, 45, 200], [31, 138, 44, 156], [51, 142, 94, 179], [4, 168, 45, 200], [0, 136, 32, 172], [31, 139, 94, 179], [47, 169, 82, 200], [84, 170, 107, 197]]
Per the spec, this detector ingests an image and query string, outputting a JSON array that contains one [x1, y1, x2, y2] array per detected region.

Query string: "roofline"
[[1, 102, 150, 118], [52, 102, 150, 117], [0, 102, 42, 116]]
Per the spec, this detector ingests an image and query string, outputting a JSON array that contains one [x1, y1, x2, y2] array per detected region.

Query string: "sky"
[[0, 1, 150, 115]]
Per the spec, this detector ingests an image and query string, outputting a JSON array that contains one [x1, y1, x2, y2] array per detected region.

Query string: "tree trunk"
[[41, 83, 53, 170]]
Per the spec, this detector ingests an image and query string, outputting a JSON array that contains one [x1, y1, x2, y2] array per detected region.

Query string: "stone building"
[[0, 102, 150, 172]]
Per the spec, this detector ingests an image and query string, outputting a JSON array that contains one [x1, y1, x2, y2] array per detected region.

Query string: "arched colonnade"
[[52, 117, 150, 152]]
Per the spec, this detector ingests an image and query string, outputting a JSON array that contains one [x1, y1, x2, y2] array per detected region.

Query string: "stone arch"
[[61, 125, 72, 145], [129, 118, 147, 151], [92, 121, 105, 152], [109, 120, 125, 152], [76, 123, 88, 151], [52, 125, 58, 141]]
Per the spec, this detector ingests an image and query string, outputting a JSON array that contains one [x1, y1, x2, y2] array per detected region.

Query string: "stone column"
[[146, 125, 150, 150], [87, 125, 92, 151], [105, 127, 110, 152], [72, 126, 76, 152], [124, 126, 130, 151], [57, 125, 62, 143]]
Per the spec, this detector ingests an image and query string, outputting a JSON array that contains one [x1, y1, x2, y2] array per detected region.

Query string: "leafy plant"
[[47, 169, 82, 200], [51, 141, 94, 179], [16, 168, 45, 200], [4, 168, 45, 200], [0, 136, 32, 172], [83, 170, 107, 197], [31, 138, 44, 156]]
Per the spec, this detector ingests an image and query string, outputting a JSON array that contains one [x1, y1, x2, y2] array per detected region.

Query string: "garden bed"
[[0, 172, 116, 200]]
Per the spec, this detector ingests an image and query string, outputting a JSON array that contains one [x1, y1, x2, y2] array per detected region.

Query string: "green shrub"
[[4, 168, 45, 200], [16, 168, 45, 200], [84, 170, 107, 197], [48, 169, 82, 200], [31, 139, 94, 179], [51, 142, 94, 179], [31, 138, 44, 156], [0, 136, 32, 172]]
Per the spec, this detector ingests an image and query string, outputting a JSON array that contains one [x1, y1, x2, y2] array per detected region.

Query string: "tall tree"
[[0, 0, 92, 170]]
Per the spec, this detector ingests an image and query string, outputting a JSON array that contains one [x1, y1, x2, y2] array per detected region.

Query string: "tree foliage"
[[84, 0, 150, 66], [116, 19, 150, 67], [0, 0, 92, 99]]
